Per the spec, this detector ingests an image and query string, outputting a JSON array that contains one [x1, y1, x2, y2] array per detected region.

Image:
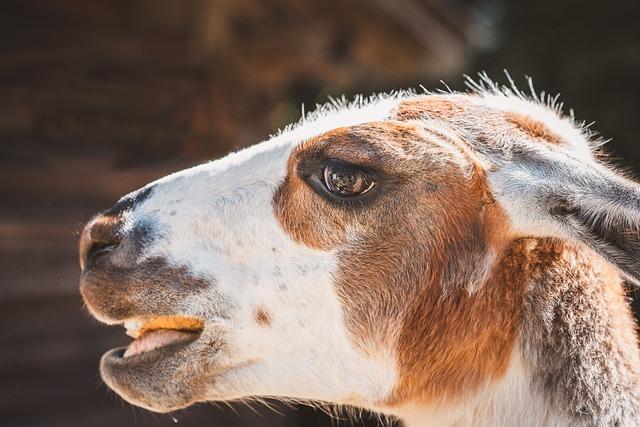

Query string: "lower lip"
[[98, 334, 202, 412], [123, 329, 200, 358], [104, 331, 201, 365]]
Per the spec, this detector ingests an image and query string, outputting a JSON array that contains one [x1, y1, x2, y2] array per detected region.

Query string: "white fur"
[[387, 343, 569, 427], [114, 84, 630, 425], [471, 93, 594, 162], [117, 96, 401, 408]]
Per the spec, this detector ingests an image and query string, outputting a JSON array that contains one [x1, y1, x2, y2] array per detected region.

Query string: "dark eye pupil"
[[330, 171, 357, 193], [323, 163, 374, 197]]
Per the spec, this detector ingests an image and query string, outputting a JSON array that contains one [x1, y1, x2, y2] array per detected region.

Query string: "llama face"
[[80, 98, 405, 412], [80, 107, 514, 412], [80, 86, 640, 415]]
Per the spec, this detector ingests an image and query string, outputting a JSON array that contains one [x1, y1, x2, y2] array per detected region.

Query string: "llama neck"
[[392, 239, 640, 427], [393, 349, 558, 427], [518, 240, 640, 426]]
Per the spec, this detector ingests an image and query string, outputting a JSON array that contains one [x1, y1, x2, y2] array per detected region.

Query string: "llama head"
[[79, 78, 640, 415]]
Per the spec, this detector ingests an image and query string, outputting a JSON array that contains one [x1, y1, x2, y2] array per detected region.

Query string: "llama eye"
[[322, 162, 375, 197]]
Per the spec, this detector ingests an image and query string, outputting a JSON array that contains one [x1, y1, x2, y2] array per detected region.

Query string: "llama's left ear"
[[489, 146, 640, 285]]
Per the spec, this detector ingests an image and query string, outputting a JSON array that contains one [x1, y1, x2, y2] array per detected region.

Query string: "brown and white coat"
[[80, 77, 640, 426]]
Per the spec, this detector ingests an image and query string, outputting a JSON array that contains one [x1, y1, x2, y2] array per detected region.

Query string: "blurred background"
[[2, 0, 639, 426]]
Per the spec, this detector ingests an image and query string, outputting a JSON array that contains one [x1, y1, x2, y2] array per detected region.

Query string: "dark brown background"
[[2, 1, 639, 426]]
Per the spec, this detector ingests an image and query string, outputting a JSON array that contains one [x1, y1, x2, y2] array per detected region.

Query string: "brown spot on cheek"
[[506, 112, 562, 144], [254, 307, 272, 326]]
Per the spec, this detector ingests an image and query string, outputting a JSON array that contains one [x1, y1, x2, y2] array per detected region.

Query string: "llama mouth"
[[119, 316, 204, 358], [99, 315, 210, 413]]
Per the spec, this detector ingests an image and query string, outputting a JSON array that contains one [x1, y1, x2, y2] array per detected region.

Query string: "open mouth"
[[120, 316, 205, 358], [99, 315, 211, 412]]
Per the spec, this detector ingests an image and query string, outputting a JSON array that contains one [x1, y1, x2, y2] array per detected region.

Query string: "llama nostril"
[[80, 188, 155, 270], [80, 212, 125, 270], [85, 240, 120, 266]]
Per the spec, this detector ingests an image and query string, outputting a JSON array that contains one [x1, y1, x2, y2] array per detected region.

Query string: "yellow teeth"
[[123, 316, 204, 339]]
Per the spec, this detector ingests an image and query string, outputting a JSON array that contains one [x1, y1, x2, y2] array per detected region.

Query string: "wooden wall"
[[1, 1, 473, 425], [2, 0, 639, 426]]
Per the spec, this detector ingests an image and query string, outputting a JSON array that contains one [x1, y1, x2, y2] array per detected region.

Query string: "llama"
[[79, 75, 640, 426]]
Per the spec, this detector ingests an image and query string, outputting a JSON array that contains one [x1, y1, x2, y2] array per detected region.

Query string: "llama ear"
[[489, 147, 640, 285], [550, 189, 640, 285]]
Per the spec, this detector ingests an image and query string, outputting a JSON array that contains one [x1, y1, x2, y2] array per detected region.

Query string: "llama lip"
[[100, 331, 205, 411], [120, 316, 205, 358], [123, 329, 199, 358]]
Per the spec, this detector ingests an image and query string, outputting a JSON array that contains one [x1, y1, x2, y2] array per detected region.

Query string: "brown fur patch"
[[254, 307, 272, 326], [273, 172, 346, 250], [273, 98, 639, 413], [394, 96, 566, 154], [387, 238, 546, 406], [274, 123, 445, 250], [274, 119, 522, 406], [393, 96, 471, 121], [506, 112, 562, 144]]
